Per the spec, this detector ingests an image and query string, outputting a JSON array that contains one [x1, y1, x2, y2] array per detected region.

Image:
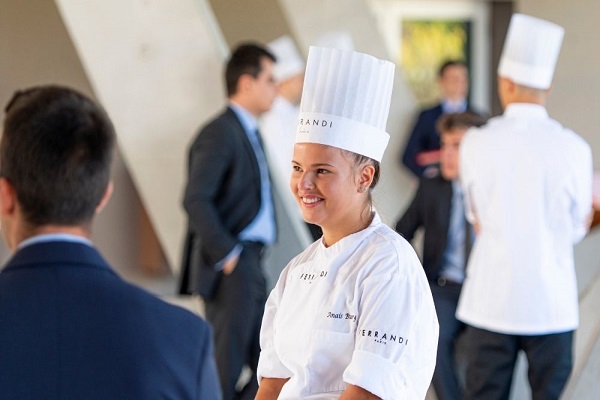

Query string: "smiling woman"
[[290, 144, 376, 247], [255, 46, 439, 400]]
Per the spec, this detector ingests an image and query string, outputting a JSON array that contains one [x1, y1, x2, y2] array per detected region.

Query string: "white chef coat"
[[458, 103, 593, 335], [260, 96, 313, 247], [257, 212, 438, 399]]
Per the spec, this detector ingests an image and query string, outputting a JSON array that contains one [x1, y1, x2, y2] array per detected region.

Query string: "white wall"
[[0, 0, 142, 274], [516, 0, 600, 168]]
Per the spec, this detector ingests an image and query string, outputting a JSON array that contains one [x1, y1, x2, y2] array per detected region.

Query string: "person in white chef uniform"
[[457, 14, 593, 400], [255, 46, 439, 399]]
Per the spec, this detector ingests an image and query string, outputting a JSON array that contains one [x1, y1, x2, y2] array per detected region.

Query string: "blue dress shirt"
[[440, 180, 468, 283], [229, 102, 276, 246]]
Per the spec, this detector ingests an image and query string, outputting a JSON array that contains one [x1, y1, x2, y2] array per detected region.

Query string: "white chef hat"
[[267, 35, 305, 83], [296, 46, 395, 162], [498, 13, 564, 89], [313, 31, 355, 52]]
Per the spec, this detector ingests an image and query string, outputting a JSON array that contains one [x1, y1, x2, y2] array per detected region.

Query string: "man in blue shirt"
[[401, 60, 470, 178], [396, 111, 486, 400], [180, 43, 278, 400]]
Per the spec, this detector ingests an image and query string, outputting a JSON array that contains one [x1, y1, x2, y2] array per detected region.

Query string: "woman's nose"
[[297, 172, 314, 190]]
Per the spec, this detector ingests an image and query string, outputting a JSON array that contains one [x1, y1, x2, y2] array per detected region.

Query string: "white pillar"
[[55, 0, 228, 272]]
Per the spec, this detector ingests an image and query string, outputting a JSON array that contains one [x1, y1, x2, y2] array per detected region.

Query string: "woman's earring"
[[358, 186, 366, 193]]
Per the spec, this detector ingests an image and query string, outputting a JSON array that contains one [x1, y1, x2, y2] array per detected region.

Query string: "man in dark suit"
[[396, 111, 486, 400], [179, 43, 278, 400], [0, 85, 221, 399], [401, 60, 470, 178]]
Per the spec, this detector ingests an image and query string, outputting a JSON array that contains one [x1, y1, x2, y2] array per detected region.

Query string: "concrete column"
[[208, 0, 291, 45], [54, 0, 228, 273], [0, 0, 142, 274]]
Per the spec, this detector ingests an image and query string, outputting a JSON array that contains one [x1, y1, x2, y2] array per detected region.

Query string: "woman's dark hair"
[[341, 150, 380, 222], [342, 150, 381, 189]]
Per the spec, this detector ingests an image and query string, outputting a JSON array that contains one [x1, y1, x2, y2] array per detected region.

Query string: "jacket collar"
[[504, 103, 548, 119], [2, 241, 113, 275], [228, 101, 258, 134]]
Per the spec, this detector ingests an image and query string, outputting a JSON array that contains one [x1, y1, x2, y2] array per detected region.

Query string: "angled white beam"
[[54, 0, 227, 271]]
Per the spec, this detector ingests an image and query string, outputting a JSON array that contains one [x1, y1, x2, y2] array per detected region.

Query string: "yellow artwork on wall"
[[401, 20, 469, 106]]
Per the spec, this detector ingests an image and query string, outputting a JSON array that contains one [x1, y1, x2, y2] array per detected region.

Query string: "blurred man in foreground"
[[0, 85, 221, 399]]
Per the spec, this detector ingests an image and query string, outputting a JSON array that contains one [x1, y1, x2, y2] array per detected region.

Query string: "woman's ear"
[[357, 164, 375, 190]]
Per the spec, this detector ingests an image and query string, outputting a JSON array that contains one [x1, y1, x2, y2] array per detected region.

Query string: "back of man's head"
[[225, 43, 276, 97], [1, 85, 115, 227]]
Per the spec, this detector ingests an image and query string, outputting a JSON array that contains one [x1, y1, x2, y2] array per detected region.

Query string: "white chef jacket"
[[257, 212, 439, 399], [260, 96, 313, 247], [458, 103, 593, 335]]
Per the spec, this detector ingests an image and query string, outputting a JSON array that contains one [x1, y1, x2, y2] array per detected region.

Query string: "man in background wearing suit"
[[179, 43, 278, 400], [401, 60, 470, 178], [396, 111, 486, 400], [0, 85, 221, 399]]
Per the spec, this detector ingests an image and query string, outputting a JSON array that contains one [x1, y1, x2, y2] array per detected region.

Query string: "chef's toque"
[[296, 46, 395, 162], [268, 36, 305, 83], [498, 13, 564, 90]]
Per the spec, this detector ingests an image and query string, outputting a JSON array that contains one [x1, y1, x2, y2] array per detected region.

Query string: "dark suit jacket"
[[401, 104, 444, 177], [0, 240, 221, 400], [179, 107, 263, 298], [395, 176, 455, 281]]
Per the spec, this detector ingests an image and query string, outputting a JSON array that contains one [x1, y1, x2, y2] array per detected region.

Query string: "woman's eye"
[[317, 169, 328, 174], [292, 165, 301, 172]]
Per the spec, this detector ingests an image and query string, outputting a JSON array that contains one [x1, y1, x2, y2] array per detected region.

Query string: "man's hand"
[[473, 221, 481, 235], [222, 254, 239, 275]]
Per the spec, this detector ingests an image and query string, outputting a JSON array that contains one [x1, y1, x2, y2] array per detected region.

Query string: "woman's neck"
[[322, 209, 374, 247]]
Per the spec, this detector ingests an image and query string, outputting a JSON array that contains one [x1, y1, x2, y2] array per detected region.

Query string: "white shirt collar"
[[228, 101, 258, 133], [504, 103, 548, 119], [442, 98, 467, 113]]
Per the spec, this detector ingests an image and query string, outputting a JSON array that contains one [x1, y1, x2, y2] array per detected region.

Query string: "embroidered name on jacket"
[[326, 311, 357, 322], [358, 329, 409, 346]]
